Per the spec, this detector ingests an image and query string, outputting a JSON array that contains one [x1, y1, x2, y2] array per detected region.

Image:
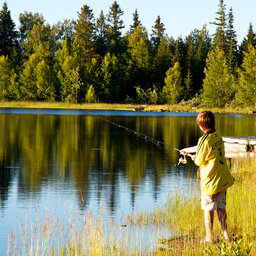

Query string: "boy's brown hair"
[[197, 111, 215, 131]]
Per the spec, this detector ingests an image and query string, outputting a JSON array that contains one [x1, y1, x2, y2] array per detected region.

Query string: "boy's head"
[[196, 111, 215, 132]]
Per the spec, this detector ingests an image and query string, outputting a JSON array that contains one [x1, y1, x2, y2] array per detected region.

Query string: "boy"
[[181, 111, 234, 243]]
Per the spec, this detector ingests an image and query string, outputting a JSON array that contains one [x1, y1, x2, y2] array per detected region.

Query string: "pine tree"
[[129, 9, 141, 34], [125, 25, 151, 97], [184, 69, 193, 100], [151, 15, 165, 49], [128, 26, 150, 71], [57, 19, 75, 51], [35, 60, 55, 101], [95, 10, 109, 57], [226, 8, 237, 52], [171, 38, 186, 93], [107, 1, 124, 40], [172, 38, 185, 66], [184, 34, 194, 98], [60, 64, 83, 103], [226, 7, 238, 73], [193, 26, 211, 93], [20, 54, 37, 100], [201, 47, 235, 107], [162, 62, 182, 104], [211, 0, 227, 52], [56, 39, 84, 103], [246, 23, 256, 47], [8, 69, 21, 100], [83, 58, 101, 101], [9, 43, 22, 72], [85, 85, 98, 103], [0, 2, 18, 57], [236, 45, 256, 106], [239, 23, 256, 63], [185, 35, 194, 71], [0, 56, 21, 100], [75, 4, 97, 64], [0, 55, 11, 99], [152, 36, 173, 89], [107, 1, 125, 55], [100, 52, 122, 102]]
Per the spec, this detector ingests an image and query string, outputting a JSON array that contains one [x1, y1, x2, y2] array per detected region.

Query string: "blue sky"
[[4, 0, 256, 43]]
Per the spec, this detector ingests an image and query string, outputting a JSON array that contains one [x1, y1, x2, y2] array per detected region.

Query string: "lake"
[[0, 109, 255, 254]]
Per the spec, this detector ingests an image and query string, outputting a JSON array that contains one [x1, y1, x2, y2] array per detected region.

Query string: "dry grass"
[[0, 101, 253, 114], [0, 101, 138, 111]]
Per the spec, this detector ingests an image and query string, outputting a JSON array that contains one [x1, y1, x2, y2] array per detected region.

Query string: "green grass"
[[0, 101, 139, 111], [7, 158, 256, 255], [0, 100, 254, 114]]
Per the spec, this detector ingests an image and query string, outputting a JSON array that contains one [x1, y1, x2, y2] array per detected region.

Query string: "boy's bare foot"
[[200, 238, 212, 244], [223, 230, 229, 241]]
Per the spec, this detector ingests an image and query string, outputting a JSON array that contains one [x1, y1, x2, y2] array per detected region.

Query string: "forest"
[[0, 0, 256, 107]]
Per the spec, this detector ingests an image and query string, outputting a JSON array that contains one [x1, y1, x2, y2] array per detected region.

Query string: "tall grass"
[[7, 158, 256, 255]]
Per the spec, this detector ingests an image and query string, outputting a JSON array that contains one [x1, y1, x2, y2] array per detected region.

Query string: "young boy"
[[181, 111, 234, 243]]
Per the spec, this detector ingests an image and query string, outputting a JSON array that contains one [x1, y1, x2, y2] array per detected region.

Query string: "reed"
[[7, 158, 255, 255]]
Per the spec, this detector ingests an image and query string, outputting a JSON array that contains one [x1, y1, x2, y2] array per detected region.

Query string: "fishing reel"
[[176, 154, 187, 166]]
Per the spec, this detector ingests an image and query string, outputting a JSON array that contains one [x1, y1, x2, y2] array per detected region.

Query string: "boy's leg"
[[201, 195, 216, 242], [215, 191, 229, 240], [204, 210, 214, 242], [216, 208, 229, 240]]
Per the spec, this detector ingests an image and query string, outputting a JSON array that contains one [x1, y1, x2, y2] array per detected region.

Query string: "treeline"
[[0, 0, 256, 107]]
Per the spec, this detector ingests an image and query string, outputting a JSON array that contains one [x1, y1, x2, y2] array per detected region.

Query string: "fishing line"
[[86, 110, 189, 165]]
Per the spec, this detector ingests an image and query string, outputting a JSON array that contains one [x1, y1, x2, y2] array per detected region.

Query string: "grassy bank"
[[0, 101, 138, 111], [0, 101, 254, 114], [7, 158, 256, 255]]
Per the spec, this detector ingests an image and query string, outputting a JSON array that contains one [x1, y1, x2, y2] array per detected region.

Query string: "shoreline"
[[0, 101, 254, 115]]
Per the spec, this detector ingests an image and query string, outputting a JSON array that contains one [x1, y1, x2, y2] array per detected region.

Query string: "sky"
[[3, 0, 256, 44]]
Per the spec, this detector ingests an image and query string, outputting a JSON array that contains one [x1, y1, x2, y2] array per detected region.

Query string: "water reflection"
[[0, 111, 255, 211], [0, 110, 256, 253], [0, 112, 199, 212]]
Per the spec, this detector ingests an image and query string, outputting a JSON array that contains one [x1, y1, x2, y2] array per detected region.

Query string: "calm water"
[[0, 109, 255, 254]]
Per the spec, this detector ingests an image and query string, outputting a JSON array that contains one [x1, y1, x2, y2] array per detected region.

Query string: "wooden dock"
[[223, 137, 256, 158], [182, 137, 256, 158]]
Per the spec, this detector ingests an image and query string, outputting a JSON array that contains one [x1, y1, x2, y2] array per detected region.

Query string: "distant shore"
[[0, 101, 254, 115]]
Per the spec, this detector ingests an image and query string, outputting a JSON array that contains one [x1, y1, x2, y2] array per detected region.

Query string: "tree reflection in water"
[[0, 110, 254, 214]]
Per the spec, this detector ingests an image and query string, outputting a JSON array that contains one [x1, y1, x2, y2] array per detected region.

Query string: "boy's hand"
[[180, 151, 196, 161], [180, 151, 187, 156]]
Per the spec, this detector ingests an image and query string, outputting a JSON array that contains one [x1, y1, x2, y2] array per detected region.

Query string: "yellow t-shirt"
[[194, 129, 234, 195]]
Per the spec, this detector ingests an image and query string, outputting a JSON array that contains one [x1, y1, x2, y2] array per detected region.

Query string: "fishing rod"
[[87, 111, 192, 166]]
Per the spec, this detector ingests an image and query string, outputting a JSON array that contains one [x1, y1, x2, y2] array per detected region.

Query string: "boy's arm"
[[180, 146, 197, 161], [194, 141, 208, 166], [180, 145, 197, 154], [181, 140, 208, 166]]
